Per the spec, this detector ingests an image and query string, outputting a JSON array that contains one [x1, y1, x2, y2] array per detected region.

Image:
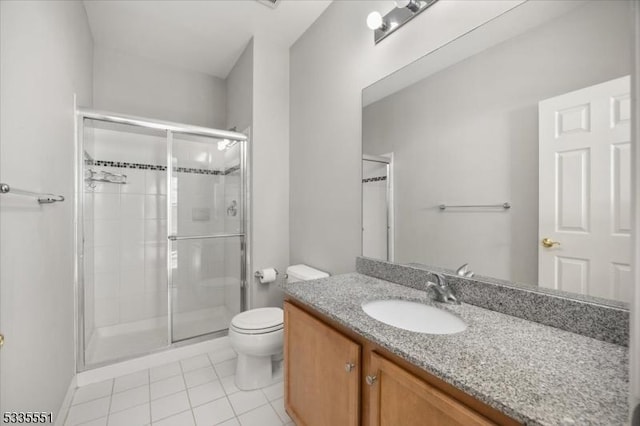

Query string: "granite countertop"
[[283, 273, 629, 426]]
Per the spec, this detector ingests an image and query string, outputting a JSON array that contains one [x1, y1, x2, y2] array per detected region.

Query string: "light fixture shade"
[[366, 11, 384, 30]]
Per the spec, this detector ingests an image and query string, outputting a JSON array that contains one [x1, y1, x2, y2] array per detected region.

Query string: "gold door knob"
[[0, 333, 4, 348], [542, 238, 560, 248]]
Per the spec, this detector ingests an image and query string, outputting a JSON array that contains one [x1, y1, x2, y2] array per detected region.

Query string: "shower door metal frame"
[[75, 108, 250, 372], [362, 154, 394, 262]]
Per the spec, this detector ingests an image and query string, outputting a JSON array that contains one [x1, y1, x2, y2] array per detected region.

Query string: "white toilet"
[[229, 264, 329, 390]]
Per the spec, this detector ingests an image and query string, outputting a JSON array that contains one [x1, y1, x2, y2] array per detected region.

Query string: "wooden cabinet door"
[[284, 302, 360, 426], [367, 352, 495, 426]]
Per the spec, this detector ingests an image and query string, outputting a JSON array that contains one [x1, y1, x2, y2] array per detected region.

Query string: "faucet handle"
[[456, 263, 474, 278], [426, 274, 460, 305]]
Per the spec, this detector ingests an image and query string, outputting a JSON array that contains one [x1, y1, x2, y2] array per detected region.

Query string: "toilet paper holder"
[[254, 269, 279, 280]]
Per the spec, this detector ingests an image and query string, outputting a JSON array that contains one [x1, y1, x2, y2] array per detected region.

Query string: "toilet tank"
[[286, 264, 329, 283]]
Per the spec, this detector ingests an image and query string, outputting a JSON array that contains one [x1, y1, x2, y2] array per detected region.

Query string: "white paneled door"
[[539, 76, 631, 301]]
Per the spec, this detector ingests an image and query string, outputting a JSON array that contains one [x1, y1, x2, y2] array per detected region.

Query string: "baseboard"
[[54, 375, 77, 426]]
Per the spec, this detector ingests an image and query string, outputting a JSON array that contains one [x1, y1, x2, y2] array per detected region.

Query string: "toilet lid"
[[231, 307, 283, 332]]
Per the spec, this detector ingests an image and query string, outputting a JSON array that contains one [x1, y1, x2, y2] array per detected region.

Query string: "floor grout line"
[[69, 347, 285, 426], [106, 379, 115, 425], [179, 361, 199, 426], [147, 369, 152, 426]]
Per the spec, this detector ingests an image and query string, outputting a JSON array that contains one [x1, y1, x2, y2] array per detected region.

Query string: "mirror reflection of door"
[[362, 155, 393, 261], [538, 76, 631, 302]]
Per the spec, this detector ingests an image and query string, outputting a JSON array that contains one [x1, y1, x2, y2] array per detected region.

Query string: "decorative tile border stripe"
[[225, 165, 240, 174], [86, 159, 239, 175], [176, 166, 222, 175], [362, 176, 387, 183], [356, 256, 629, 346]]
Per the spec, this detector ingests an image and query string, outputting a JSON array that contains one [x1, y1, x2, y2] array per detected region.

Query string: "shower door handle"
[[168, 233, 244, 241]]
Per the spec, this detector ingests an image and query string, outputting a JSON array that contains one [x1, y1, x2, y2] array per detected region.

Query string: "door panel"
[[284, 302, 360, 426], [538, 76, 631, 301], [169, 132, 244, 342], [556, 149, 590, 232]]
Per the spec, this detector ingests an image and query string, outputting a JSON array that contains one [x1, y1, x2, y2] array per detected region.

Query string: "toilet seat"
[[231, 307, 283, 335]]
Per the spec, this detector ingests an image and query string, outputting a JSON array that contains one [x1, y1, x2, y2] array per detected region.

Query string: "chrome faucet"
[[427, 273, 460, 304]]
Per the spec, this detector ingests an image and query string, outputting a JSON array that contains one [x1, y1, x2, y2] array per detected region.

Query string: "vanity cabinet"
[[284, 301, 361, 426], [284, 300, 520, 426]]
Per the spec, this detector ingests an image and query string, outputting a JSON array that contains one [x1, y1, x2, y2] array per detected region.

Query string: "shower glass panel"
[[169, 133, 244, 342], [362, 158, 390, 261], [82, 119, 169, 366]]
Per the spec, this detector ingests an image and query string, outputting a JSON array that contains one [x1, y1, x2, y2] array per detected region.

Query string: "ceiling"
[[83, 0, 333, 79]]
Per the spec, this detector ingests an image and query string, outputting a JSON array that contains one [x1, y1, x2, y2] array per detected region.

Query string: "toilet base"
[[235, 353, 283, 391]]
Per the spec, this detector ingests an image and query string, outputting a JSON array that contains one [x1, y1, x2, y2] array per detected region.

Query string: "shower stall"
[[75, 109, 249, 370]]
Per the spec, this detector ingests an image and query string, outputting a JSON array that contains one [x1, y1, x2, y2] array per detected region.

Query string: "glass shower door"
[[169, 132, 245, 342], [81, 118, 169, 367]]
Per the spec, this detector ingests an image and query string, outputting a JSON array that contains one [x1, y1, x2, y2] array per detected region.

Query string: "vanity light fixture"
[[367, 0, 439, 44], [255, 0, 281, 9]]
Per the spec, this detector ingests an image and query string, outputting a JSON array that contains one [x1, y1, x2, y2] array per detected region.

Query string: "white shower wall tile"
[[93, 220, 120, 248], [94, 246, 120, 272], [145, 195, 167, 219], [95, 298, 120, 328], [94, 271, 120, 301], [146, 170, 167, 195], [119, 169, 146, 194], [119, 266, 145, 296], [84, 221, 95, 247], [120, 194, 145, 219], [120, 244, 145, 269], [119, 294, 150, 324], [120, 220, 146, 245], [145, 220, 167, 245], [145, 245, 167, 293], [83, 192, 95, 217], [94, 193, 120, 219]]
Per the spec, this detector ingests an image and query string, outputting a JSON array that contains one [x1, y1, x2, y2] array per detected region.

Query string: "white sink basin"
[[362, 299, 467, 334]]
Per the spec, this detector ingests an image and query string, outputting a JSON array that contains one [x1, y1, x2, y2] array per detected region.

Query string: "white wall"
[[225, 36, 290, 309], [225, 41, 253, 310], [362, 0, 631, 284], [226, 40, 254, 132], [93, 46, 227, 128], [290, 0, 523, 274], [251, 37, 290, 308], [0, 0, 93, 413]]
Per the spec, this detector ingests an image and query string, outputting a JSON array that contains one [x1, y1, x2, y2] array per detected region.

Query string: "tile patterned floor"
[[64, 347, 294, 426]]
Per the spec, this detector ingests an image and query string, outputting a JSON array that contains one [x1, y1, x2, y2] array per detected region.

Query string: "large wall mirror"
[[361, 0, 633, 304]]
